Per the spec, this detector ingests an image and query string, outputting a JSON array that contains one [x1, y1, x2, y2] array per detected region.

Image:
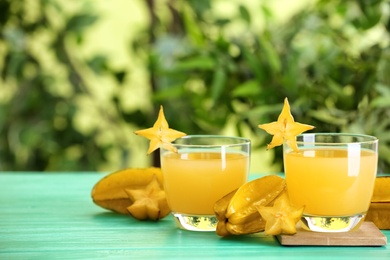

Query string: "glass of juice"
[[283, 133, 378, 232], [160, 135, 250, 231]]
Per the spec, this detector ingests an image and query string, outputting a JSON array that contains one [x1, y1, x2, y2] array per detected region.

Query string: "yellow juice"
[[284, 148, 377, 216], [161, 151, 249, 215]]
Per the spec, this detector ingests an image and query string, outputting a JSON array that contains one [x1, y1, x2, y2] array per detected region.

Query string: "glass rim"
[[296, 133, 378, 145], [171, 135, 250, 148]]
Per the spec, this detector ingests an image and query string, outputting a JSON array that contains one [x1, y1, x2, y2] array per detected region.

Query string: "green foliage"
[[2, 0, 390, 173], [134, 0, 390, 172], [0, 0, 131, 171]]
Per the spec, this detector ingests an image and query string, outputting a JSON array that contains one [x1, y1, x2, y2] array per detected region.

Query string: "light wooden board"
[[277, 222, 387, 246]]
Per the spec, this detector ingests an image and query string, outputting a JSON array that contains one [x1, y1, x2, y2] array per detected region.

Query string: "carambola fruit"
[[91, 167, 170, 220], [214, 175, 286, 236], [257, 192, 304, 235], [125, 175, 171, 220], [366, 176, 390, 229]]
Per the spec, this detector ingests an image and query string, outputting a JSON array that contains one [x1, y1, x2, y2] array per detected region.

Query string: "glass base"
[[172, 213, 218, 232], [300, 213, 366, 232]]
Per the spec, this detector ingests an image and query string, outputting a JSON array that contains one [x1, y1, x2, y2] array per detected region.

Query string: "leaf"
[[308, 109, 348, 126], [376, 128, 390, 142], [356, 0, 382, 29], [371, 83, 390, 108], [242, 45, 265, 82], [232, 80, 261, 97], [173, 56, 216, 70], [260, 4, 273, 20], [244, 104, 283, 120], [87, 55, 108, 74], [211, 67, 226, 102], [259, 35, 281, 73], [65, 13, 98, 34], [182, 3, 204, 47], [215, 18, 230, 27], [371, 96, 390, 108], [239, 5, 251, 24], [378, 144, 390, 166], [153, 85, 186, 101]]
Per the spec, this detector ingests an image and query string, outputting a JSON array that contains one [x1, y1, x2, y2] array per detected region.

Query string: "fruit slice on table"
[[134, 105, 186, 154], [257, 192, 304, 235], [126, 175, 171, 220], [91, 167, 170, 220], [258, 97, 315, 152]]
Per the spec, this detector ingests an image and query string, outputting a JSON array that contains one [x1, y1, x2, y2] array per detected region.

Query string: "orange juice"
[[161, 151, 249, 215], [284, 148, 377, 216]]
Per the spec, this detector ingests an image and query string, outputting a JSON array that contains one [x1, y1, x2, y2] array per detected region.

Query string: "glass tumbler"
[[283, 133, 378, 232], [160, 135, 250, 231]]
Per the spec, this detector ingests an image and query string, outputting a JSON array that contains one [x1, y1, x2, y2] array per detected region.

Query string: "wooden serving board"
[[277, 222, 387, 246]]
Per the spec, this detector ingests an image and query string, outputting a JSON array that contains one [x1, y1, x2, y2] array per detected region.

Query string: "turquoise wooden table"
[[0, 172, 389, 259]]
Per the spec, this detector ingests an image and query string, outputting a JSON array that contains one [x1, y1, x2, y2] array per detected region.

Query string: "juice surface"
[[161, 151, 249, 215], [284, 148, 377, 216]]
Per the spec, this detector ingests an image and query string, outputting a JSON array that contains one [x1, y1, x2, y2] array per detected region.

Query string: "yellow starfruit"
[[257, 192, 304, 235], [135, 106, 186, 154], [258, 97, 315, 152], [126, 175, 171, 221]]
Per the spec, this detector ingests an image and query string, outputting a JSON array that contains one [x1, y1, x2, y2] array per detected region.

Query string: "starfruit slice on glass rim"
[[258, 97, 315, 153], [134, 105, 187, 154]]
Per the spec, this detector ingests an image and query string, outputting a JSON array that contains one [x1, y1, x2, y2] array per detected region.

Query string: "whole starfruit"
[[91, 167, 171, 220], [214, 175, 286, 236]]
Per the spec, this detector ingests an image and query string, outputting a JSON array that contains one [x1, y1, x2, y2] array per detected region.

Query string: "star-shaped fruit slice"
[[257, 192, 304, 235], [135, 106, 186, 154], [125, 175, 171, 221], [258, 98, 314, 152]]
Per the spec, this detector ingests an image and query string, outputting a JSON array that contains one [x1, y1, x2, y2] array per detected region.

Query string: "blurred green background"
[[1, 0, 390, 173]]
